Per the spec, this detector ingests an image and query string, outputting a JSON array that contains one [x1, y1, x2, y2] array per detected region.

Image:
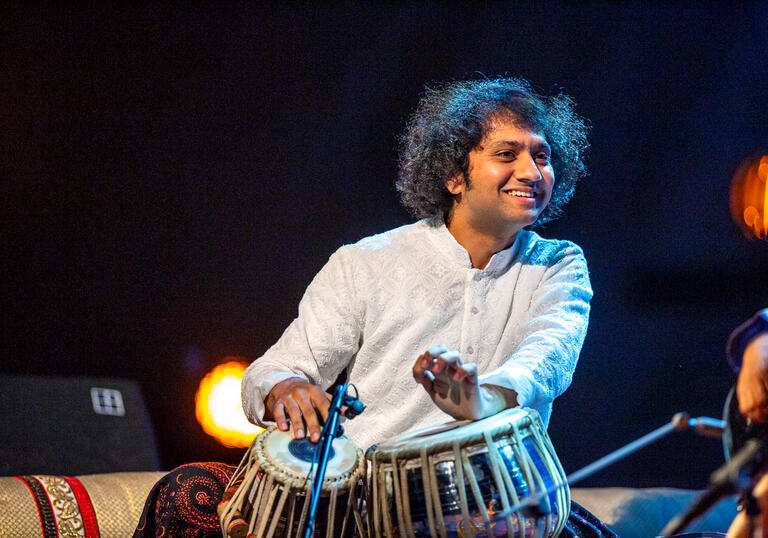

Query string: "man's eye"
[[535, 153, 551, 163], [497, 151, 515, 159]]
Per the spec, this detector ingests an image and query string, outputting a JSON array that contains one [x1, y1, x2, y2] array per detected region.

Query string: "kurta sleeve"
[[241, 246, 365, 427], [726, 309, 768, 372], [479, 244, 592, 410]]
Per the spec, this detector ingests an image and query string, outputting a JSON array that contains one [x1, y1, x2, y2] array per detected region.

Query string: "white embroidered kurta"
[[242, 218, 592, 449]]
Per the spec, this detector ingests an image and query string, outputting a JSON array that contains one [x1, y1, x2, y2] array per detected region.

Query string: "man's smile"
[[503, 189, 537, 199]]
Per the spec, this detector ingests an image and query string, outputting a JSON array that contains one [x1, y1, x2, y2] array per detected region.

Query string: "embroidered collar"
[[424, 216, 522, 273]]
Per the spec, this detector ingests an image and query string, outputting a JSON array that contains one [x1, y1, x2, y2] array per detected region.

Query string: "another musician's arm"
[[727, 309, 768, 423], [736, 332, 768, 423], [725, 310, 768, 537], [242, 247, 363, 441], [726, 442, 768, 538]]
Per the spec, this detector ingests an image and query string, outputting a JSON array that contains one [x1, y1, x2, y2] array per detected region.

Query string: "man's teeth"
[[506, 190, 534, 198]]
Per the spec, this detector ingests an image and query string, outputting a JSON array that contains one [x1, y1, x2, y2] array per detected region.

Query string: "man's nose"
[[516, 154, 543, 181]]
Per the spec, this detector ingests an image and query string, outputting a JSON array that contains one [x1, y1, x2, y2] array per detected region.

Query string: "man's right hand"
[[264, 377, 331, 443]]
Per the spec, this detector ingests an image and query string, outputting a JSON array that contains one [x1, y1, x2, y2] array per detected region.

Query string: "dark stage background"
[[3, 4, 767, 489]]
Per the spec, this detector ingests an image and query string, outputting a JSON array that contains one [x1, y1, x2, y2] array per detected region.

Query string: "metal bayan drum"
[[367, 407, 569, 538], [219, 427, 367, 538]]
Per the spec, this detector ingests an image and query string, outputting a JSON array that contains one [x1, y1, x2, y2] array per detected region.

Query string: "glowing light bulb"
[[195, 359, 263, 447], [730, 152, 768, 240]]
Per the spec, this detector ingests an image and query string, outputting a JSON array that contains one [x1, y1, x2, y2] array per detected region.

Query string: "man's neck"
[[445, 214, 519, 270]]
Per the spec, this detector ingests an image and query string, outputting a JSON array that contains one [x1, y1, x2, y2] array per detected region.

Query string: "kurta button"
[[470, 306, 479, 314], [467, 346, 474, 354], [473, 273, 482, 281]]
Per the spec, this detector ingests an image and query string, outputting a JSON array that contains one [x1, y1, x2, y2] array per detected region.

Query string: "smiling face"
[[445, 116, 555, 241]]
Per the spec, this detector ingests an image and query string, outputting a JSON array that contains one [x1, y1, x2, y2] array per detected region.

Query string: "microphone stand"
[[492, 412, 726, 522], [303, 383, 364, 538], [660, 438, 765, 536]]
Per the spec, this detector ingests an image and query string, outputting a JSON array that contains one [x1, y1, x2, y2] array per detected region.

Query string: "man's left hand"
[[412, 345, 513, 420]]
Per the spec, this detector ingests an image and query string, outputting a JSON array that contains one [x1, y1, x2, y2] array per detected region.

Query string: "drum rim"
[[367, 407, 540, 458], [252, 426, 367, 491]]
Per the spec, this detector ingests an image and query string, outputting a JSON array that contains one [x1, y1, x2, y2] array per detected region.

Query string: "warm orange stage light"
[[730, 153, 768, 240], [195, 359, 263, 447]]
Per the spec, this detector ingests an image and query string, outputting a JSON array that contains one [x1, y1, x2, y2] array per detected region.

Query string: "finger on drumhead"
[[274, 403, 289, 432], [296, 394, 322, 443], [283, 399, 305, 439]]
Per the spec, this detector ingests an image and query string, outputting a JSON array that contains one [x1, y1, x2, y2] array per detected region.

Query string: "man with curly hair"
[[244, 77, 592, 447], [135, 77, 608, 537]]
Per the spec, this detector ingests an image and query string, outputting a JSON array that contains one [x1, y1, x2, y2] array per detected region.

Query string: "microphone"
[[343, 397, 365, 418], [671, 412, 726, 439], [660, 438, 766, 536]]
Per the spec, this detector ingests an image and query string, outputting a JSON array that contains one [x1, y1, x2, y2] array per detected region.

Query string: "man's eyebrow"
[[487, 140, 524, 150], [487, 140, 551, 151]]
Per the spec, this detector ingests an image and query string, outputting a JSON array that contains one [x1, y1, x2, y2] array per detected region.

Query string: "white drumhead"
[[263, 429, 360, 479], [373, 406, 539, 453]]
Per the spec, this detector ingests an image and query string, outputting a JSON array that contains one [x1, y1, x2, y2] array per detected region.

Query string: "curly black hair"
[[396, 77, 590, 227]]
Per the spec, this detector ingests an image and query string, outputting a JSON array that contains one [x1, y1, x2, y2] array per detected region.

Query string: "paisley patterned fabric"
[[133, 463, 235, 538], [243, 217, 592, 449]]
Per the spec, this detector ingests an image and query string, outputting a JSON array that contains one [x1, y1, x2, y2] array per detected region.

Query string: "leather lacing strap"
[[265, 484, 290, 538], [453, 442, 472, 536], [531, 421, 570, 536], [484, 430, 517, 538], [398, 458, 415, 536], [390, 452, 406, 535], [421, 445, 437, 538], [462, 446, 492, 536]]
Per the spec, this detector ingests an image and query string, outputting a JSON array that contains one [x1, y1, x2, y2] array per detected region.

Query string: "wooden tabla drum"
[[366, 407, 569, 537], [220, 427, 367, 538]]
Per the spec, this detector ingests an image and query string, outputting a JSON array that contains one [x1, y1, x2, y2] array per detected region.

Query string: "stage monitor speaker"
[[0, 375, 161, 475]]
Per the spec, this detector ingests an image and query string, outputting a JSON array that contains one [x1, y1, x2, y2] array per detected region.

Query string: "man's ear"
[[445, 173, 465, 195]]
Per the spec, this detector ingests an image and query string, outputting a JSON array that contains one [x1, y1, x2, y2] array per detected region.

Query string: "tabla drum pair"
[[220, 407, 569, 538]]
